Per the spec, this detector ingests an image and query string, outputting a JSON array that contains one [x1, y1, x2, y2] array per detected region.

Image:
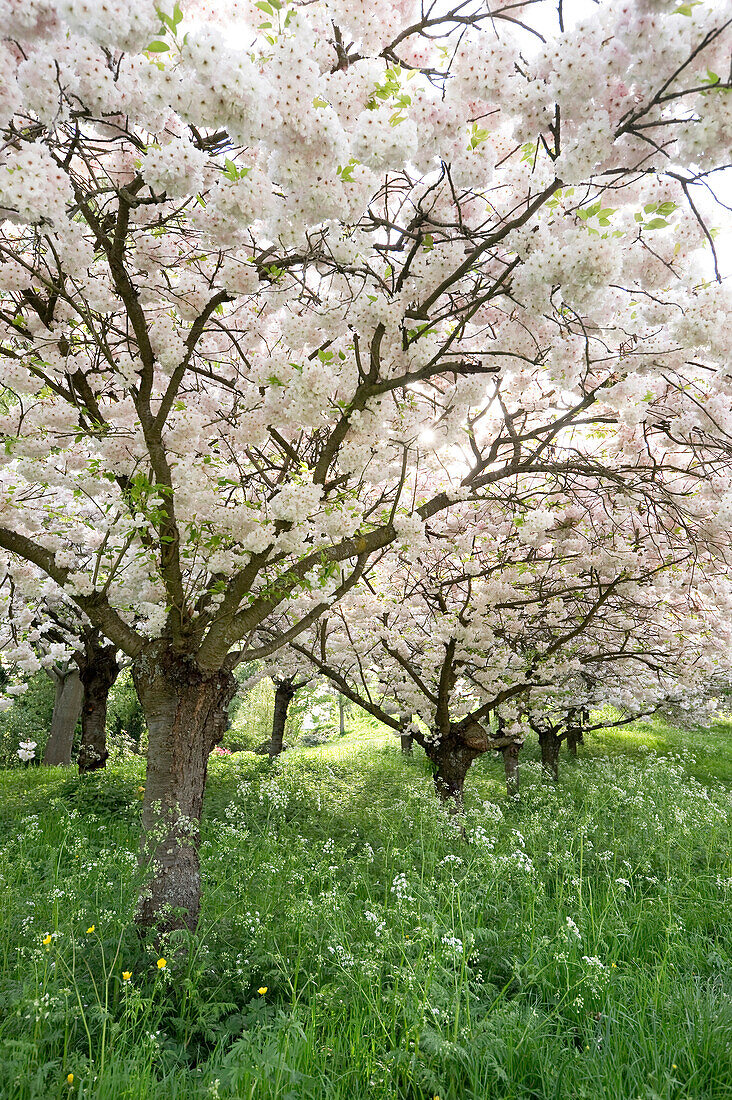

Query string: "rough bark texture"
[[502, 741, 521, 795], [42, 669, 83, 766], [133, 652, 237, 932], [428, 737, 480, 812], [566, 708, 585, 756], [539, 728, 561, 781], [400, 733, 414, 756], [78, 642, 119, 773], [270, 677, 297, 757]]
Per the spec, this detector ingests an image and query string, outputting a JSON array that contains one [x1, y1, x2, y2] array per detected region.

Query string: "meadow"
[[0, 714, 730, 1100]]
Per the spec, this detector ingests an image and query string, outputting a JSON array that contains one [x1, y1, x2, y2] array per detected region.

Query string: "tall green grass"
[[0, 714, 730, 1099]]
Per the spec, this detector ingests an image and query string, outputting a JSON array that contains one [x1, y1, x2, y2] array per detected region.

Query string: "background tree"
[[290, 487, 732, 806]]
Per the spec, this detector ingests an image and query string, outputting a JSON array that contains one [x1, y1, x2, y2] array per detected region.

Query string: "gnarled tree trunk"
[[78, 640, 119, 773], [133, 652, 237, 931], [43, 667, 83, 766], [502, 741, 521, 795], [565, 708, 584, 756], [428, 737, 480, 812], [539, 728, 561, 781], [270, 676, 297, 757]]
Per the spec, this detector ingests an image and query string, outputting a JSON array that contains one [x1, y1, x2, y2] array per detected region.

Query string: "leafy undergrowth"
[[0, 715, 730, 1099]]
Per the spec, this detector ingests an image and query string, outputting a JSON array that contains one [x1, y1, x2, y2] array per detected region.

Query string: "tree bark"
[[133, 652, 237, 932], [78, 640, 119, 773], [502, 741, 521, 795], [578, 707, 588, 744], [42, 668, 83, 766], [539, 728, 561, 782], [428, 737, 479, 812], [566, 708, 583, 756], [338, 694, 346, 736], [270, 677, 297, 757], [400, 733, 414, 756]]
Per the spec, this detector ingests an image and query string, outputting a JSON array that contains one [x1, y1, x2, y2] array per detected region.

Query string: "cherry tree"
[[288, 482, 732, 805], [0, 562, 83, 763], [0, 561, 121, 768], [0, 0, 730, 926]]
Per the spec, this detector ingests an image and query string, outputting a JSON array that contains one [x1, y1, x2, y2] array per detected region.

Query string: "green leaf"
[[643, 218, 669, 230], [469, 123, 490, 150], [146, 41, 170, 52], [256, 0, 274, 12]]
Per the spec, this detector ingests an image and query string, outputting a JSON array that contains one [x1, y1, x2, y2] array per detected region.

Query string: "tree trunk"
[[428, 738, 479, 812], [133, 652, 237, 932], [338, 694, 346, 736], [42, 668, 83, 766], [539, 728, 561, 782], [400, 733, 414, 756], [78, 642, 119, 773], [270, 677, 297, 757], [566, 708, 583, 756], [502, 741, 521, 795]]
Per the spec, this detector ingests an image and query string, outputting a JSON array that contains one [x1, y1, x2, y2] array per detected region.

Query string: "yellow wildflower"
[[86, 925, 95, 934], [157, 958, 167, 969], [673, 1064, 678, 1070], [66, 1073, 74, 1084], [258, 986, 267, 995], [122, 971, 132, 982], [43, 934, 52, 946]]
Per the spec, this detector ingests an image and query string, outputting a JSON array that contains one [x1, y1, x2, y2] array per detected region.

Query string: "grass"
[[0, 712, 730, 1099]]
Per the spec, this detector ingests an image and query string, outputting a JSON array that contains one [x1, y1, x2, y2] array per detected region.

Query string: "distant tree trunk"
[[42, 668, 83, 766], [133, 652, 237, 932], [338, 694, 346, 736], [502, 741, 521, 795], [400, 733, 414, 755], [566, 709, 582, 756], [428, 737, 479, 812], [78, 639, 119, 773], [578, 706, 589, 744], [539, 727, 561, 781], [270, 677, 297, 757]]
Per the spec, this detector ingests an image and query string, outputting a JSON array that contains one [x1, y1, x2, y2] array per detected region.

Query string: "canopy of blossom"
[[0, 0, 730, 677]]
